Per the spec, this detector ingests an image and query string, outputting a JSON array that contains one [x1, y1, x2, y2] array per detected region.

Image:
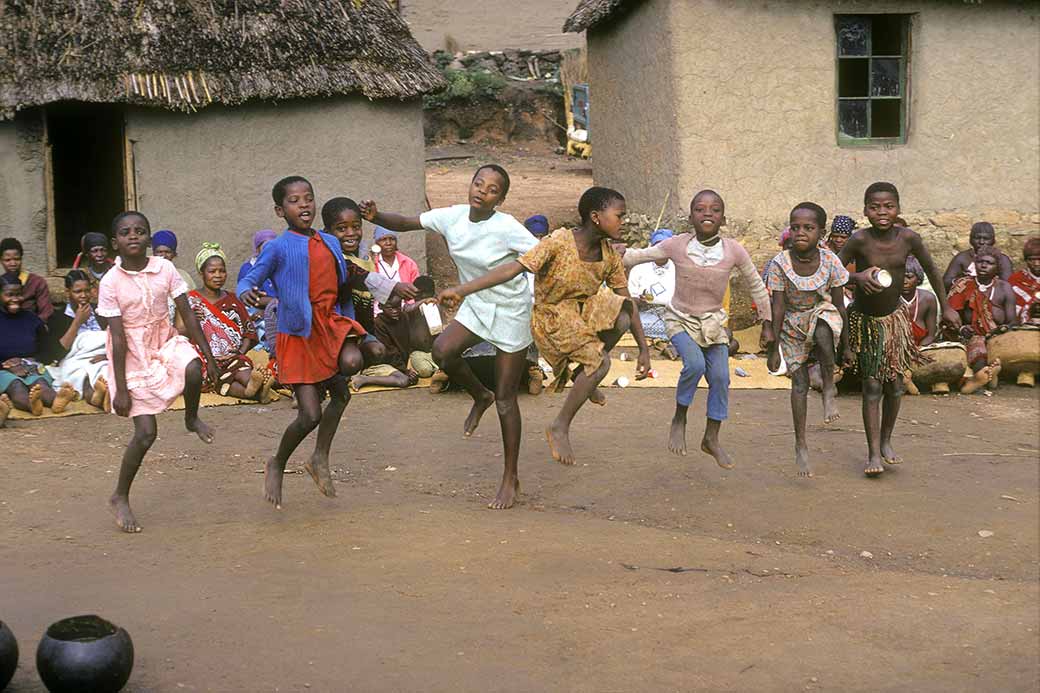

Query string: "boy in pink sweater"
[[623, 190, 774, 468]]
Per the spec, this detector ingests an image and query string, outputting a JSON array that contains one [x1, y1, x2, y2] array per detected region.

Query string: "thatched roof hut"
[[0, 0, 444, 120], [562, 0, 631, 33]]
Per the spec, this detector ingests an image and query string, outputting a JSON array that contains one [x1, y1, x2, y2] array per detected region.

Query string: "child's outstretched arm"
[[107, 316, 132, 417], [614, 287, 651, 379], [909, 233, 961, 330], [733, 249, 775, 347], [239, 242, 278, 308], [174, 294, 221, 389], [621, 243, 669, 270], [437, 261, 526, 309], [358, 200, 424, 233]]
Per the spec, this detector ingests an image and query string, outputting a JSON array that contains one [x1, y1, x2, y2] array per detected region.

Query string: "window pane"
[[839, 100, 869, 138], [871, 59, 900, 96], [872, 15, 904, 55], [837, 17, 870, 56], [839, 59, 869, 97], [872, 99, 901, 138]]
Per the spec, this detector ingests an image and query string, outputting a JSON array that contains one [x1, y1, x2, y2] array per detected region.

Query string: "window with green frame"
[[835, 15, 911, 145]]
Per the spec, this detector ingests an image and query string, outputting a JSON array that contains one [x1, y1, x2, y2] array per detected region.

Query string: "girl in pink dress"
[[96, 212, 220, 533]]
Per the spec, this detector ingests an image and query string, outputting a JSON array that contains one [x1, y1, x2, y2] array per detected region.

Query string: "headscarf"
[[830, 215, 856, 236], [524, 214, 549, 237], [195, 242, 227, 273], [81, 232, 108, 252], [253, 229, 277, 254], [373, 226, 396, 241], [152, 229, 177, 252], [649, 228, 674, 246], [905, 256, 924, 282], [778, 226, 792, 248]]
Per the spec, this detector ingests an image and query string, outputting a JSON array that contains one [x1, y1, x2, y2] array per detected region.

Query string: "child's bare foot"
[[108, 494, 141, 533], [960, 366, 992, 394], [28, 383, 44, 416], [864, 455, 885, 476], [463, 390, 495, 437], [186, 416, 214, 444], [822, 385, 840, 424], [880, 440, 902, 465], [263, 457, 285, 508], [545, 423, 576, 465], [51, 382, 78, 414], [0, 394, 12, 428], [795, 444, 813, 477], [244, 369, 265, 398], [488, 475, 520, 510], [304, 452, 337, 498], [668, 416, 687, 456], [589, 387, 607, 406], [700, 437, 734, 469], [89, 377, 109, 408]]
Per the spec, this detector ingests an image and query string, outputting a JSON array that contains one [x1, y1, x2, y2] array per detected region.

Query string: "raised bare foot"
[[701, 437, 734, 469], [463, 390, 495, 437], [822, 385, 840, 424], [880, 440, 902, 465], [304, 452, 337, 498], [186, 416, 215, 444], [244, 369, 265, 398], [263, 457, 285, 508], [864, 456, 885, 476], [108, 494, 141, 533], [488, 475, 520, 510], [89, 377, 109, 408], [960, 366, 992, 394], [668, 416, 687, 456], [545, 422, 576, 465], [589, 387, 607, 406], [28, 383, 44, 416], [0, 394, 12, 428], [51, 382, 78, 414], [795, 444, 813, 477]]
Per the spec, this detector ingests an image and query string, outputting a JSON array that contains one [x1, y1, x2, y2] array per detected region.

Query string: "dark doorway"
[[47, 103, 126, 266]]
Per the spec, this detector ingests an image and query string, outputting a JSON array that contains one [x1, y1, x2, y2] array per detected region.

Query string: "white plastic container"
[[874, 268, 893, 288], [419, 302, 443, 336]]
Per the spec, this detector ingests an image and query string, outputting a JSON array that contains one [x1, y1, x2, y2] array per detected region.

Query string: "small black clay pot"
[[0, 620, 17, 691], [36, 615, 134, 693]]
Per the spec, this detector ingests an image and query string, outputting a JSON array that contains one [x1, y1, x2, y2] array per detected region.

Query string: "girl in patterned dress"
[[766, 203, 850, 478]]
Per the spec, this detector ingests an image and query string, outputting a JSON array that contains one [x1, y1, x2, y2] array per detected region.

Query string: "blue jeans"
[[669, 332, 729, 421]]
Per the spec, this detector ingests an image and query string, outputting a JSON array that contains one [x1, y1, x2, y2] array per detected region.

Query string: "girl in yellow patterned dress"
[[439, 187, 650, 467]]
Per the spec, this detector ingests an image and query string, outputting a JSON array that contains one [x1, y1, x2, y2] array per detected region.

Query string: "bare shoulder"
[[919, 289, 938, 307]]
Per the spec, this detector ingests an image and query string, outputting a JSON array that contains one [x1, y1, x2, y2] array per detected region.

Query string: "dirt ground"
[[2, 385, 1038, 691]]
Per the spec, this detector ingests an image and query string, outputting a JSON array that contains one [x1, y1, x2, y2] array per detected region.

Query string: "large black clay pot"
[[0, 620, 17, 691], [36, 615, 134, 693]]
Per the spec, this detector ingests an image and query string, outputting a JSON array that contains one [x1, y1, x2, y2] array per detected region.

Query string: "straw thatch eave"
[[0, 0, 445, 120]]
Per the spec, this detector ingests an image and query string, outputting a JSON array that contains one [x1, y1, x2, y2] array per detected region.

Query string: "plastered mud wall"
[[0, 112, 48, 272]]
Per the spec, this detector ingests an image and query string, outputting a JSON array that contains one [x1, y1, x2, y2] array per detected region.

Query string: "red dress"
[[276, 233, 365, 385]]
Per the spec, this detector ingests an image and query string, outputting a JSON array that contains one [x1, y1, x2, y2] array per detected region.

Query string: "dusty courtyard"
[[1, 386, 1037, 692]]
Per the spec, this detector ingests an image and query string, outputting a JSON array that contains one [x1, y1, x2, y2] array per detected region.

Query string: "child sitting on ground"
[[1, 237, 54, 321], [180, 243, 274, 402], [44, 269, 110, 410], [766, 203, 849, 478]]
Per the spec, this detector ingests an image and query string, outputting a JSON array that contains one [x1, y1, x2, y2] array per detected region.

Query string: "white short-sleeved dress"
[[420, 205, 538, 353]]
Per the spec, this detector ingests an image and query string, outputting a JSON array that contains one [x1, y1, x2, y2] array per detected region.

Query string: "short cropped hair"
[[0, 238, 23, 255], [1023, 236, 1040, 258], [791, 201, 827, 228], [110, 211, 150, 234], [64, 269, 91, 288], [974, 246, 1000, 263], [272, 175, 312, 206], [414, 275, 435, 298], [864, 182, 900, 204], [472, 164, 511, 196], [691, 189, 725, 212], [578, 186, 625, 224], [321, 197, 362, 230], [970, 221, 995, 238]]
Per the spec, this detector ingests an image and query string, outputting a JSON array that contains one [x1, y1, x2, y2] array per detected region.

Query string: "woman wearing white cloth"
[[45, 270, 110, 409]]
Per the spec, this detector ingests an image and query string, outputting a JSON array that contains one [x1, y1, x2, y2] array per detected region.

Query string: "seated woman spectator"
[[71, 232, 113, 288], [152, 229, 197, 325], [179, 243, 273, 402], [1, 237, 54, 321], [371, 227, 420, 315], [943, 222, 1013, 290], [236, 229, 278, 347], [627, 228, 677, 358], [1009, 236, 1040, 325], [0, 273, 74, 425], [44, 270, 110, 410], [902, 257, 939, 347]]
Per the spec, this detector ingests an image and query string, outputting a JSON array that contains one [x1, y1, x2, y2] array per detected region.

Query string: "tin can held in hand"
[[873, 268, 893, 287]]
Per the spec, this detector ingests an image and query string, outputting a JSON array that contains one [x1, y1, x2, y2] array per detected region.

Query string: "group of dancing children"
[[52, 167, 967, 533]]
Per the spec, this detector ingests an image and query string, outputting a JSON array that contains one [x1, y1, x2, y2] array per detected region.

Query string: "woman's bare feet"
[[545, 423, 576, 465], [257, 371, 275, 404], [108, 494, 141, 533], [864, 456, 885, 476], [263, 457, 285, 509], [89, 377, 109, 408], [668, 416, 687, 456], [795, 444, 813, 478], [28, 383, 44, 416], [903, 372, 920, 396], [51, 382, 78, 414], [186, 416, 215, 443], [463, 390, 495, 437], [960, 366, 992, 394], [0, 394, 12, 428], [987, 358, 1002, 388], [822, 385, 840, 424], [589, 387, 607, 406], [488, 475, 520, 510], [244, 368, 265, 398], [304, 452, 337, 498]]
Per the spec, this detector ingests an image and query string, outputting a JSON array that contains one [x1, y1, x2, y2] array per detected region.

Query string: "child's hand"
[[759, 321, 775, 349], [240, 287, 266, 308], [942, 306, 963, 331], [842, 345, 855, 368], [192, 305, 206, 322], [206, 360, 222, 391], [391, 282, 419, 301], [73, 302, 93, 325], [113, 390, 131, 417], [767, 345, 781, 373], [437, 287, 464, 309], [634, 348, 652, 380], [857, 267, 886, 294], [359, 200, 378, 221]]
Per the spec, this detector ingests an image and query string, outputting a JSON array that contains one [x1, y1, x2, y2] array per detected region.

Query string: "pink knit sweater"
[[623, 235, 771, 322]]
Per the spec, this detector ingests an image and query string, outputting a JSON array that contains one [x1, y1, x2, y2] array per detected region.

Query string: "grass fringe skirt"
[[848, 305, 926, 383]]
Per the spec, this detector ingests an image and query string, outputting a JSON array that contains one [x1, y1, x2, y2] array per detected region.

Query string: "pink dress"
[[97, 257, 200, 417]]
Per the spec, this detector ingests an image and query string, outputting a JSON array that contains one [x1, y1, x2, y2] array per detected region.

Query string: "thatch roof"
[[0, 0, 445, 120], [563, 0, 634, 33]]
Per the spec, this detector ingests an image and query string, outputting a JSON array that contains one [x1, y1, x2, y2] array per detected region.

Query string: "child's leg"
[[183, 359, 214, 443], [547, 310, 631, 465], [350, 370, 413, 390], [668, 332, 706, 456], [337, 338, 366, 378], [790, 366, 813, 477], [360, 339, 386, 367], [861, 377, 884, 475], [431, 322, 492, 437], [489, 348, 527, 509], [700, 343, 733, 469], [813, 322, 839, 424], [109, 414, 157, 533], [264, 383, 323, 508], [306, 375, 351, 499], [879, 377, 905, 465]]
